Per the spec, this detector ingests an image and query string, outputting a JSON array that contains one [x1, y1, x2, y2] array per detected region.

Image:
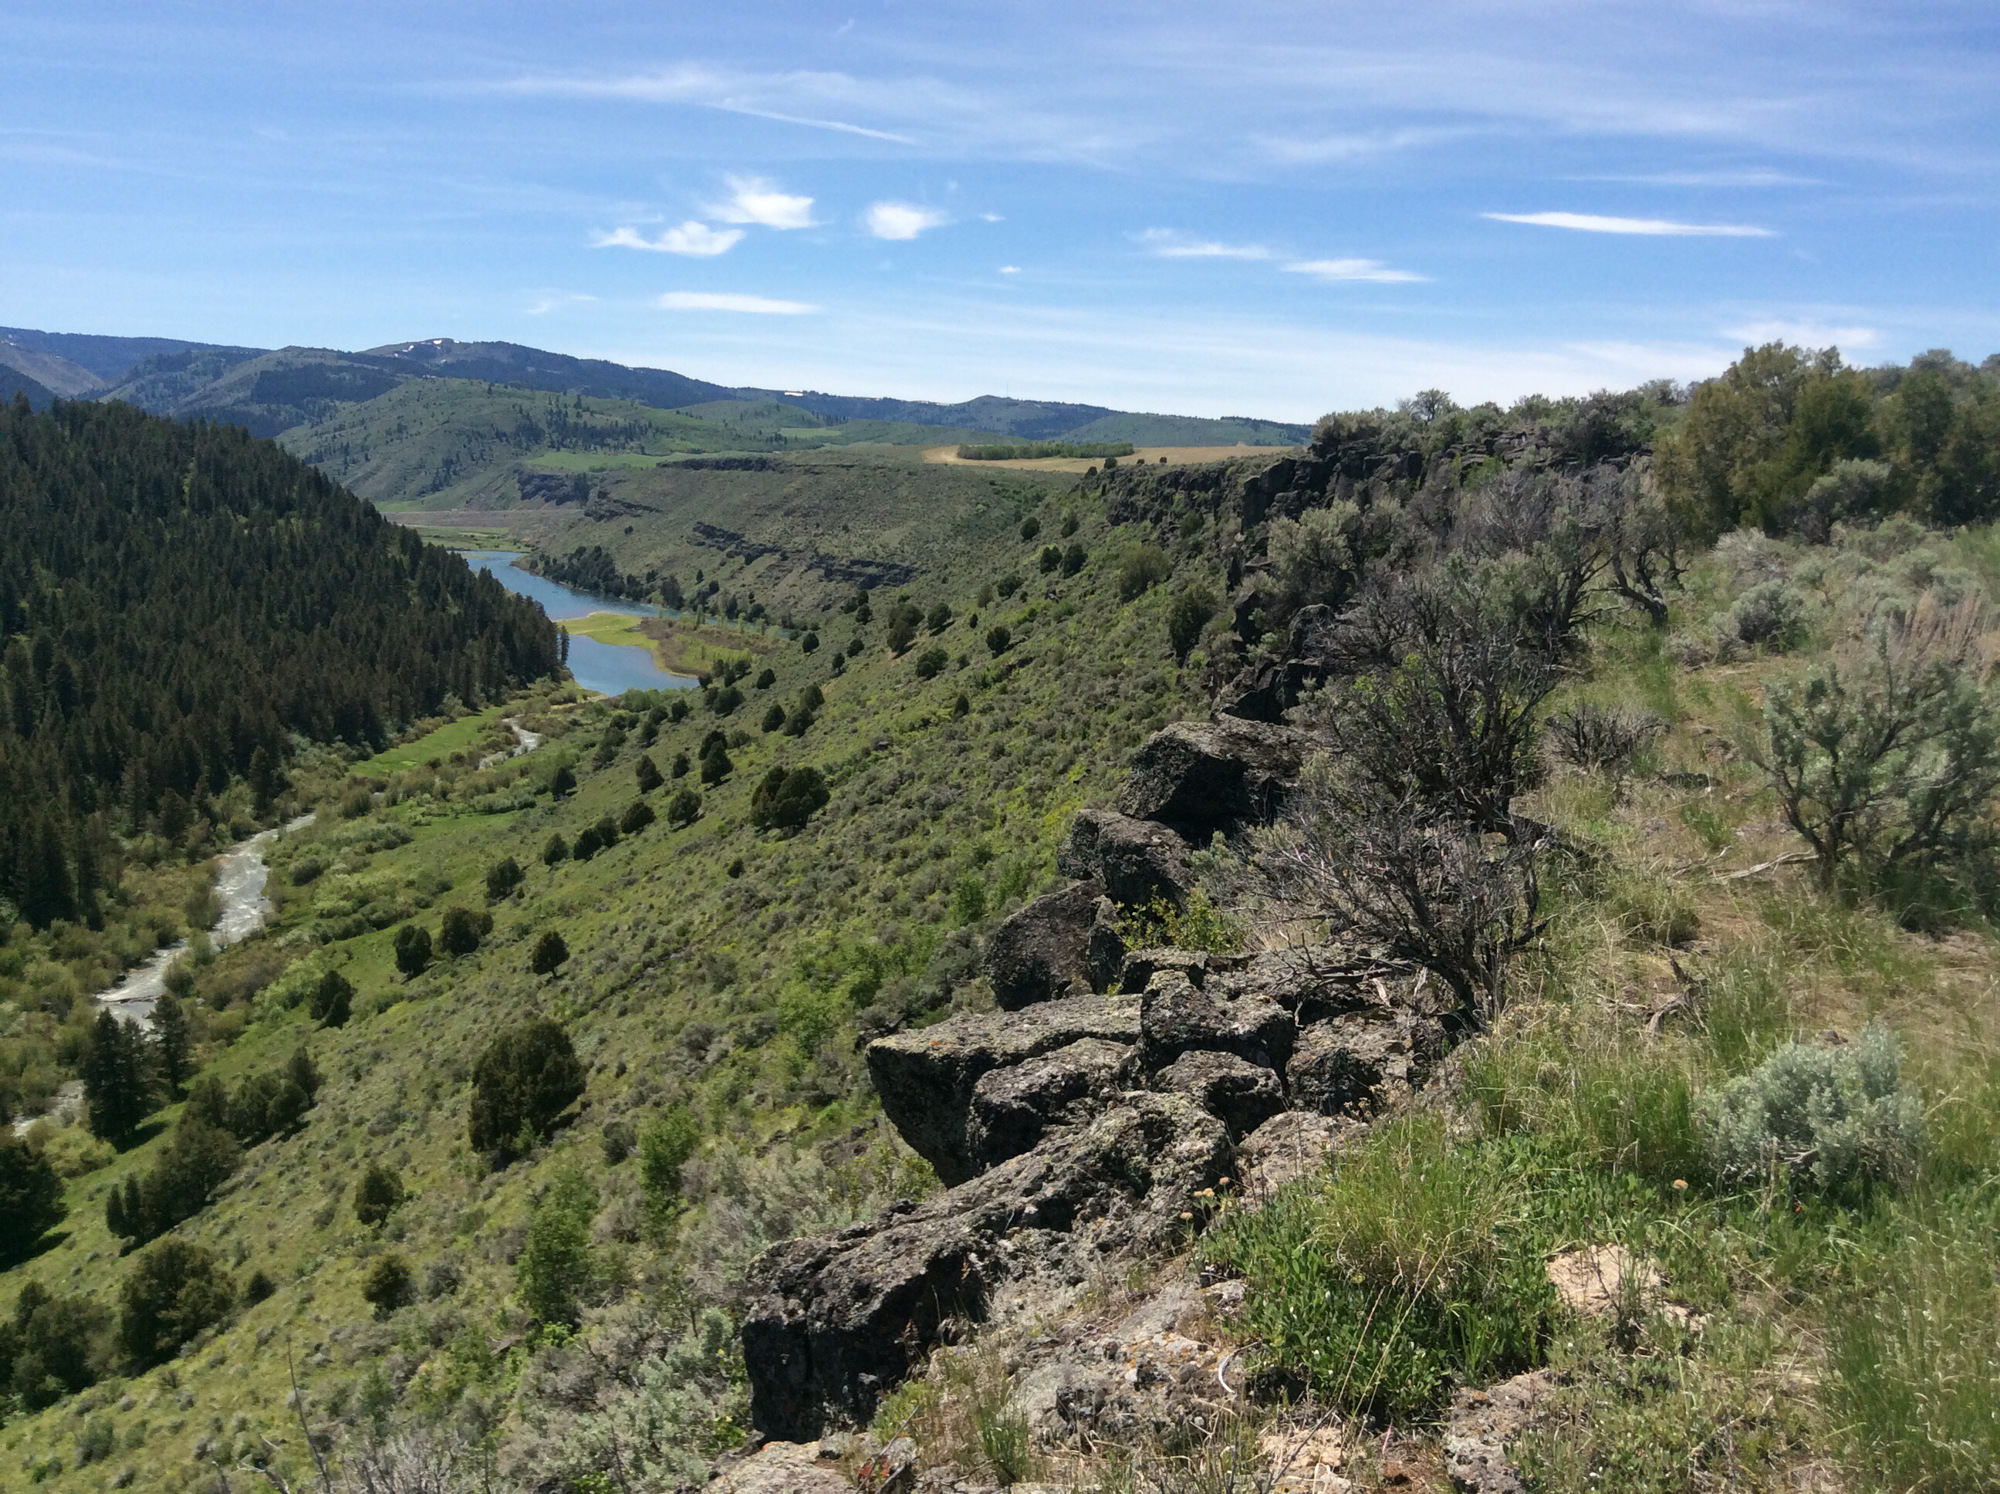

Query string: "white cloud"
[[526, 291, 597, 316], [1140, 228, 1272, 261], [593, 221, 745, 256], [1284, 257, 1428, 284], [981, 212, 1005, 223], [999, 265, 1020, 275], [866, 201, 950, 240], [1724, 318, 1881, 351], [658, 291, 818, 314], [711, 175, 816, 229], [1484, 211, 1775, 237], [1579, 169, 1820, 188]]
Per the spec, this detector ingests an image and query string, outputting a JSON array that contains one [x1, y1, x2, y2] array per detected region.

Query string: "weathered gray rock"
[[1058, 809, 1192, 908], [866, 994, 1141, 1184], [1118, 947, 1211, 994], [1236, 1109, 1362, 1195], [984, 880, 1104, 1010], [1157, 1050, 1284, 1138], [742, 1093, 1233, 1440], [1206, 945, 1388, 1025], [1285, 1012, 1422, 1117], [1084, 898, 1126, 994], [964, 1038, 1133, 1170], [1139, 970, 1293, 1074], [1116, 718, 1310, 836], [1215, 605, 1342, 724], [710, 1440, 854, 1494], [1446, 1371, 1556, 1494]]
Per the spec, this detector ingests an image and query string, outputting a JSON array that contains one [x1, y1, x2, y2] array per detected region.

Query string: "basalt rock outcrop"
[[740, 706, 1457, 1446]]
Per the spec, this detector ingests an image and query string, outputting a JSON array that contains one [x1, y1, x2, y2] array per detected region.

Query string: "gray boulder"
[[1084, 897, 1127, 994], [1117, 947, 1211, 994], [1156, 1050, 1284, 1138], [1116, 718, 1310, 836], [1139, 970, 1293, 1074], [1206, 945, 1390, 1025], [866, 993, 1141, 1184], [1286, 1012, 1427, 1117], [1058, 809, 1192, 907], [964, 1038, 1133, 1170], [1215, 604, 1342, 724], [984, 880, 1104, 1010], [741, 1093, 1232, 1440]]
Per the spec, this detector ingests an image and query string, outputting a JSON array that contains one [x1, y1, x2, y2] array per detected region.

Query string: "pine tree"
[[82, 1012, 151, 1145], [634, 754, 663, 794], [393, 923, 431, 979], [150, 993, 192, 1099]]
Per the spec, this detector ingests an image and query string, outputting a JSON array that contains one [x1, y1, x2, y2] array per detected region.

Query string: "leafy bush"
[[634, 754, 663, 793], [1697, 1023, 1923, 1190], [1206, 1113, 1552, 1417], [120, 1239, 234, 1367], [517, 1167, 599, 1325], [1060, 542, 1086, 577], [309, 969, 353, 1027], [530, 929, 570, 976], [1119, 889, 1241, 955], [362, 1253, 415, 1317], [640, 1105, 701, 1224], [1039, 544, 1062, 574], [750, 766, 831, 833], [541, 832, 569, 866], [761, 703, 786, 732], [666, 788, 702, 828], [1723, 580, 1810, 650], [985, 626, 1011, 657], [353, 1162, 406, 1227], [1116, 543, 1170, 601], [438, 905, 492, 957], [1166, 582, 1217, 661], [393, 922, 431, 978], [1756, 601, 2000, 890], [914, 647, 949, 680], [7, 1287, 109, 1408], [469, 1017, 585, 1158], [620, 799, 656, 834]]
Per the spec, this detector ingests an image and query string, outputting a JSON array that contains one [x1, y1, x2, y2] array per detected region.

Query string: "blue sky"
[[3, 2, 1997, 421]]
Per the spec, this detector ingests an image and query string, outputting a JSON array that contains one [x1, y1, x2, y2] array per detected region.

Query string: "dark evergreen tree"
[[353, 1163, 406, 1228], [619, 799, 655, 834], [438, 906, 490, 957], [120, 1239, 234, 1368], [750, 766, 832, 833], [530, 930, 570, 977], [666, 788, 702, 828], [0, 1137, 62, 1263], [82, 1012, 151, 1145], [486, 855, 525, 901], [541, 832, 569, 866], [150, 992, 193, 1097], [468, 1016, 584, 1157], [634, 754, 663, 794], [549, 763, 577, 798], [393, 923, 431, 978], [307, 970, 352, 1028]]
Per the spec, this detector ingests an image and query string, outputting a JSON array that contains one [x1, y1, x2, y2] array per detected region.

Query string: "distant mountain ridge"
[[0, 326, 1308, 447]]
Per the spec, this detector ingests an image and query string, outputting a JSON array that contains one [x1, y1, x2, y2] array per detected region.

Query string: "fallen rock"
[[1445, 1371, 1555, 1494], [1116, 718, 1311, 836], [964, 1038, 1133, 1170], [709, 1439, 853, 1494], [1140, 970, 1293, 1074], [1059, 809, 1192, 907], [742, 1093, 1232, 1440], [984, 880, 1104, 1010], [1207, 946, 1401, 1025], [867, 993, 1141, 1184], [1285, 1013, 1421, 1117], [1157, 1050, 1285, 1138], [1236, 1109, 1363, 1196], [1084, 897, 1126, 994]]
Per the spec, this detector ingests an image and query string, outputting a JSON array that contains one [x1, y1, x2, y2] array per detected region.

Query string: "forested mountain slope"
[[0, 397, 561, 931]]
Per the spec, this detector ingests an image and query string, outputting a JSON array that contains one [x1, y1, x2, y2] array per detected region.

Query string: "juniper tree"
[[150, 991, 193, 1097]]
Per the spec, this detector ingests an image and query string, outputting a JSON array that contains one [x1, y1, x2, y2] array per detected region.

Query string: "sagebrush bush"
[[1721, 580, 1810, 651], [1696, 1023, 1923, 1190]]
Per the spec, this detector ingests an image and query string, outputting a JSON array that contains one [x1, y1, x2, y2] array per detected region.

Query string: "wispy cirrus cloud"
[[710, 175, 816, 229], [866, 201, 949, 240], [499, 64, 918, 144], [1577, 168, 1820, 188], [593, 221, 744, 256], [658, 291, 817, 314], [1485, 211, 1774, 237], [1139, 228, 1271, 260], [1284, 257, 1428, 283], [1725, 317, 1880, 350]]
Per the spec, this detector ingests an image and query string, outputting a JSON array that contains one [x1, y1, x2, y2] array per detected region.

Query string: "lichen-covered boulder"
[[1116, 718, 1310, 836], [1156, 1049, 1284, 1138], [1139, 970, 1293, 1075], [983, 880, 1104, 1010], [964, 1038, 1134, 1169], [1058, 808, 1192, 907]]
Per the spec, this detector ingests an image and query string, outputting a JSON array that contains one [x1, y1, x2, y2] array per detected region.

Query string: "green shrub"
[[750, 766, 830, 833], [1205, 1112, 1552, 1417], [1696, 1023, 1923, 1190], [530, 929, 569, 976], [666, 788, 702, 828], [393, 923, 431, 978], [620, 799, 656, 835], [914, 648, 949, 680], [353, 1162, 406, 1228], [10, 1288, 109, 1408], [1119, 889, 1241, 955], [640, 1105, 701, 1222], [1060, 542, 1086, 577], [1039, 544, 1062, 574], [119, 1238, 234, 1367], [438, 905, 492, 957], [487, 855, 525, 900], [309, 970, 353, 1027], [0, 1136, 63, 1264], [469, 1017, 584, 1158], [1116, 544, 1170, 601], [985, 626, 1011, 657], [516, 1166, 599, 1325], [1723, 580, 1810, 650], [362, 1253, 415, 1317], [634, 754, 663, 793], [761, 703, 786, 732], [1166, 582, 1216, 661], [542, 832, 569, 866]]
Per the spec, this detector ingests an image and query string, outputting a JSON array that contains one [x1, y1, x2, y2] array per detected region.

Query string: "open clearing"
[[922, 442, 1297, 472], [351, 705, 509, 776]]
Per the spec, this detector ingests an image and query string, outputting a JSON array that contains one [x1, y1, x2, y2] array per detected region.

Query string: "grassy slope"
[[0, 482, 1200, 1490]]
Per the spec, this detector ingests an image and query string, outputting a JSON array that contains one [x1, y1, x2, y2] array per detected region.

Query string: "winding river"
[[456, 550, 698, 696]]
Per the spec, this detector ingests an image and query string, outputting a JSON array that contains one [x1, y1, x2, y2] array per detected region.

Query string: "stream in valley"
[[456, 549, 698, 696]]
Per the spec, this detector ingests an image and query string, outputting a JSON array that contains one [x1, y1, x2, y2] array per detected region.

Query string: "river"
[[456, 549, 697, 696]]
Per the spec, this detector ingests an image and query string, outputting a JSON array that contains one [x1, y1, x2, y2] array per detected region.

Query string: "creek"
[[455, 550, 698, 696]]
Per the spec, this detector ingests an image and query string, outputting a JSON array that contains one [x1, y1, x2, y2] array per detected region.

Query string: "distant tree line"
[[957, 440, 1135, 461], [0, 397, 562, 927]]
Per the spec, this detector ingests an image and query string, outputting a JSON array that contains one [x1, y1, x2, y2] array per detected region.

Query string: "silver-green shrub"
[[1697, 1023, 1924, 1189]]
